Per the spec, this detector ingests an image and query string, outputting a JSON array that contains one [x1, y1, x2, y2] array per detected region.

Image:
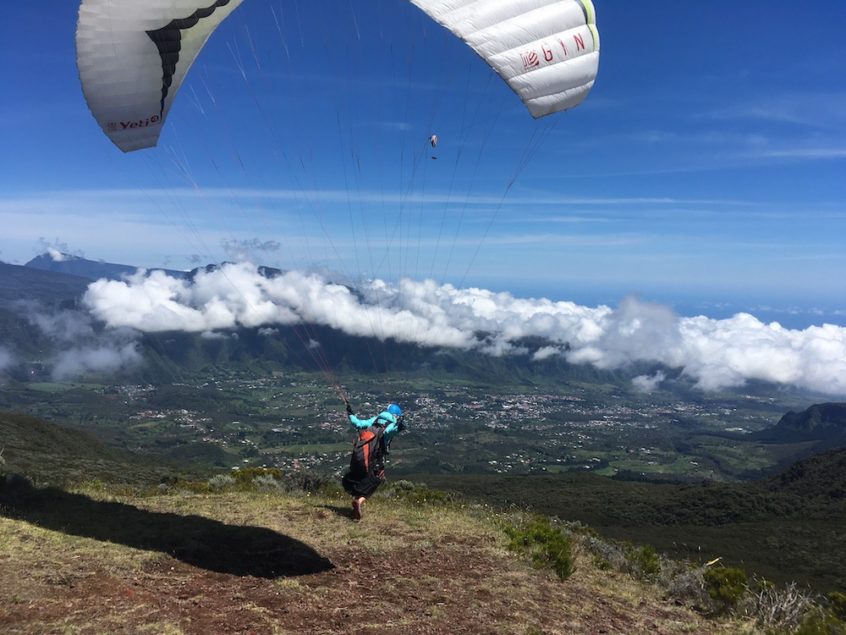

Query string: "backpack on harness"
[[349, 424, 387, 480], [342, 413, 396, 498]]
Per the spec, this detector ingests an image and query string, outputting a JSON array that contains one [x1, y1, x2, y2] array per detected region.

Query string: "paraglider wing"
[[409, 0, 600, 118], [77, 1, 596, 151], [76, 0, 243, 152]]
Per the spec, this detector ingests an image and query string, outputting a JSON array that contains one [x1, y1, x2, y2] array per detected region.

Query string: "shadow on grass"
[[0, 477, 333, 578], [320, 503, 354, 520]]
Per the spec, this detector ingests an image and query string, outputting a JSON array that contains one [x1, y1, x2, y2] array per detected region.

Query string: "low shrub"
[[623, 543, 661, 581], [291, 472, 335, 494], [744, 577, 813, 632], [504, 516, 574, 581], [231, 467, 282, 486], [827, 592, 846, 622], [201, 468, 334, 495], [207, 474, 236, 491], [388, 479, 415, 493], [659, 561, 709, 610], [702, 566, 747, 614], [386, 481, 454, 506], [253, 474, 283, 491], [795, 607, 846, 635], [580, 534, 627, 572]]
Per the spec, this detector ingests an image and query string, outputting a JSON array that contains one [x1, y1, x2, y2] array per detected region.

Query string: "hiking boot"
[[352, 497, 365, 521]]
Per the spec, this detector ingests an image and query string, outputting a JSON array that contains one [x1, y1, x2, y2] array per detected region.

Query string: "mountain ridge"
[[752, 402, 846, 444], [24, 252, 186, 282], [0, 411, 203, 485], [1, 253, 656, 386]]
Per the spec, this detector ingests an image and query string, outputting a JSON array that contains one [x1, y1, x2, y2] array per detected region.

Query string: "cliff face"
[[754, 403, 846, 443]]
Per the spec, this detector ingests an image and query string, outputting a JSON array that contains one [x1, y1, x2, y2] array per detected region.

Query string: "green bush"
[[827, 592, 846, 622], [253, 474, 283, 491], [795, 608, 846, 635], [623, 543, 661, 580], [285, 471, 335, 494], [660, 562, 709, 610], [231, 467, 282, 485], [388, 479, 415, 492], [504, 517, 574, 581], [579, 534, 665, 583], [580, 534, 627, 572], [702, 566, 747, 614], [387, 482, 454, 506], [207, 474, 236, 491]]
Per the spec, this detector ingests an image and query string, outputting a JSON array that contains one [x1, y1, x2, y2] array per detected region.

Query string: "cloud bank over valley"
[[10, 302, 143, 380], [79, 263, 846, 396]]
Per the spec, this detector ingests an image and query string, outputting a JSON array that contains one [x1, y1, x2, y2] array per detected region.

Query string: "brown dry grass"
[[0, 486, 761, 634]]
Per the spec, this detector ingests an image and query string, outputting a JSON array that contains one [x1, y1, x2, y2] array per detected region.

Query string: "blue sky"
[[2, 1, 845, 327]]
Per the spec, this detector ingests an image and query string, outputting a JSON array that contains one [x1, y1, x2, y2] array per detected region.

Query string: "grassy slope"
[[413, 470, 846, 593], [0, 484, 759, 635], [0, 412, 207, 485]]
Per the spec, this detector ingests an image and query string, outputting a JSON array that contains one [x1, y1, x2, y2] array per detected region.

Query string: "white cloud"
[[532, 346, 563, 361], [747, 147, 846, 160], [51, 343, 142, 381], [18, 303, 143, 380], [221, 237, 282, 262], [702, 93, 846, 128], [47, 246, 67, 262], [632, 371, 666, 393], [84, 264, 473, 348], [0, 188, 755, 215], [82, 264, 846, 396], [26, 307, 95, 342], [0, 347, 13, 372], [201, 331, 230, 340], [566, 297, 683, 369]]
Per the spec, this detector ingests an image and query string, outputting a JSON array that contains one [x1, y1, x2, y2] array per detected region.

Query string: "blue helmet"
[[387, 403, 402, 417]]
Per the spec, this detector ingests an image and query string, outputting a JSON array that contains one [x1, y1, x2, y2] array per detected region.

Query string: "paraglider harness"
[[342, 400, 406, 498], [349, 414, 393, 481]]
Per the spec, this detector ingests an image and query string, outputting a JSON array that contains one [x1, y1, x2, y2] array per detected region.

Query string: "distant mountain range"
[[0, 253, 839, 406], [0, 252, 649, 385], [22, 252, 282, 284], [23, 252, 185, 282], [0, 261, 90, 306]]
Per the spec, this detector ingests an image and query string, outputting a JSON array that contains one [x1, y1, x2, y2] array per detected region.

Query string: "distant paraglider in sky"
[[76, 0, 600, 152], [429, 134, 438, 159]]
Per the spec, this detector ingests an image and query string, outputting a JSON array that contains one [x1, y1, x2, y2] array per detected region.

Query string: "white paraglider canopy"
[[76, 0, 599, 152], [409, 0, 600, 118], [76, 0, 244, 152]]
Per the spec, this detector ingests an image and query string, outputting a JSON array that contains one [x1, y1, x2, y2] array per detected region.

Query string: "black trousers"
[[342, 468, 385, 498]]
